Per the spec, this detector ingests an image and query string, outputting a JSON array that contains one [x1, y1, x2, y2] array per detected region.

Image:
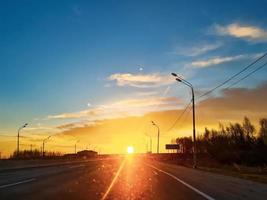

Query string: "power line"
[[167, 52, 267, 134], [225, 61, 267, 89], [197, 52, 267, 99], [178, 106, 192, 130], [50, 144, 74, 148], [0, 134, 16, 137], [165, 101, 192, 133]]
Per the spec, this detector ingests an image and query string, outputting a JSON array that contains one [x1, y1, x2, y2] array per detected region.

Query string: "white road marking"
[[147, 164, 215, 200], [0, 178, 36, 189], [69, 164, 85, 169]]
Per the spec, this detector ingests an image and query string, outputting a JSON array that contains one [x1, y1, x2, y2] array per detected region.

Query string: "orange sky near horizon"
[[0, 82, 267, 158]]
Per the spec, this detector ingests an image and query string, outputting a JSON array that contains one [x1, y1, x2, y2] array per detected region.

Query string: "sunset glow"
[[0, 1, 267, 158], [127, 146, 134, 154], [1, 2, 267, 200]]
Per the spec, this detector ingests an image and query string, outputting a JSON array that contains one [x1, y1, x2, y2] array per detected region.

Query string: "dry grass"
[[158, 156, 267, 184], [184, 159, 267, 184]]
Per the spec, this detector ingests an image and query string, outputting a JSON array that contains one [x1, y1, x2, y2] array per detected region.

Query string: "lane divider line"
[[69, 164, 85, 169], [147, 164, 215, 200], [0, 178, 36, 189]]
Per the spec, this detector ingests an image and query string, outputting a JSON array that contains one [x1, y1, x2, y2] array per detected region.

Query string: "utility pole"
[[151, 121, 160, 154], [144, 132, 152, 153], [150, 136, 152, 153], [171, 73, 197, 168], [75, 140, 80, 154], [42, 142, 45, 157], [192, 86, 197, 168], [17, 123, 28, 157], [42, 136, 51, 157]]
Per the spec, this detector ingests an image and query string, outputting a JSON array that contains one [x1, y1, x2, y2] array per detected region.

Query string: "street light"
[[149, 136, 152, 153], [42, 135, 52, 157], [17, 123, 28, 157], [151, 121, 160, 154], [75, 140, 80, 154], [144, 132, 152, 153], [171, 72, 197, 168]]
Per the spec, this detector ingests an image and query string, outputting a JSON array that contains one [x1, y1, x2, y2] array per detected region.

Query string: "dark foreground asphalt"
[[0, 156, 267, 200]]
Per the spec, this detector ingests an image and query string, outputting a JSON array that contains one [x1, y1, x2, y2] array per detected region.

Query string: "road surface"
[[0, 156, 266, 200]]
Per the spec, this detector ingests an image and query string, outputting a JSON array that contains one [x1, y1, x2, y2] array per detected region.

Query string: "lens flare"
[[127, 146, 134, 154]]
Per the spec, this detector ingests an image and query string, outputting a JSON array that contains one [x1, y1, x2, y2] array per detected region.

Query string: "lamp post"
[[149, 136, 152, 153], [42, 136, 51, 157], [171, 73, 197, 168], [17, 123, 28, 157], [75, 140, 80, 154], [144, 132, 152, 153], [151, 121, 160, 154]]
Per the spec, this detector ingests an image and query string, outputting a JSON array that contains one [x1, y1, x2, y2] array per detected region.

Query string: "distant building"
[[77, 150, 97, 158]]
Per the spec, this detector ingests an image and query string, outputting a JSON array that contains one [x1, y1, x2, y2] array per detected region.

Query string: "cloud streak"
[[108, 73, 174, 88], [197, 81, 267, 121], [173, 42, 222, 57], [214, 23, 267, 42], [48, 96, 182, 121], [55, 82, 267, 154], [190, 53, 262, 68], [191, 55, 245, 68]]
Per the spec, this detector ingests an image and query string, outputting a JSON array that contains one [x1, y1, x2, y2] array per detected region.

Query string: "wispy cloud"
[[108, 73, 174, 88], [190, 53, 262, 68], [191, 55, 244, 68], [173, 42, 222, 57], [214, 23, 267, 42], [48, 110, 96, 120], [47, 96, 182, 121], [107, 97, 180, 109], [56, 121, 98, 130], [135, 91, 159, 97], [57, 82, 267, 154]]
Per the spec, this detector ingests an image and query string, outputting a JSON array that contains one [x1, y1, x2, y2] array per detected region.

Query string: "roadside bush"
[[173, 117, 267, 166]]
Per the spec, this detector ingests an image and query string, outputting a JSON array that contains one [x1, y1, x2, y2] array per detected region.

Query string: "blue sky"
[[1, 0, 267, 154]]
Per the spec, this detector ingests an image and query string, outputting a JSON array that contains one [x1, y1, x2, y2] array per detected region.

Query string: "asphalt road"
[[0, 156, 267, 200]]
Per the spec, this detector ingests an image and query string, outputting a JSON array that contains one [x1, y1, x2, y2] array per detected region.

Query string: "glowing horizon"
[[1, 1, 267, 158]]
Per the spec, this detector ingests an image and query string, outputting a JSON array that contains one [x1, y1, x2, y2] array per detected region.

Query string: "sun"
[[127, 146, 134, 154]]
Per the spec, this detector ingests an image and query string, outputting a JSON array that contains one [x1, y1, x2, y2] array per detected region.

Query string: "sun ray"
[[101, 159, 126, 200]]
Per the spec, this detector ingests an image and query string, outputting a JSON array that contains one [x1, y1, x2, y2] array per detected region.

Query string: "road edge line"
[[0, 178, 36, 189], [0, 159, 101, 173], [147, 164, 215, 200]]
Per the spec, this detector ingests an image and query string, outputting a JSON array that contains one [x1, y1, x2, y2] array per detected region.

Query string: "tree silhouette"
[[173, 117, 267, 166], [259, 118, 267, 145]]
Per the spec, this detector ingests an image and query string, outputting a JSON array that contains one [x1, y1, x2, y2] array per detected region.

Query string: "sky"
[[1, 0, 267, 157]]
